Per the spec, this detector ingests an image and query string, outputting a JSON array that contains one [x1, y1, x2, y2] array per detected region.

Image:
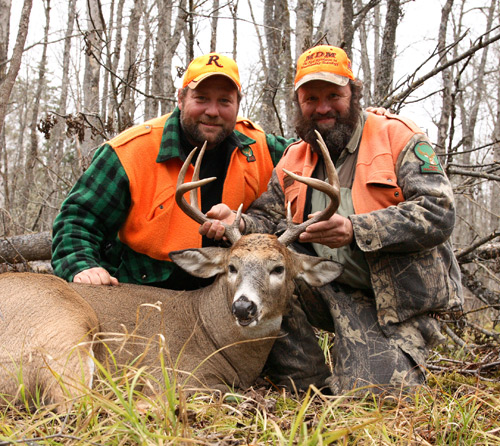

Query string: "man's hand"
[[298, 212, 354, 248], [199, 204, 245, 240], [73, 267, 119, 286]]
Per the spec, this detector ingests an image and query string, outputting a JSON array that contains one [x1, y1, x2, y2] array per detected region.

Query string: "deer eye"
[[228, 264, 237, 274], [270, 266, 284, 275]]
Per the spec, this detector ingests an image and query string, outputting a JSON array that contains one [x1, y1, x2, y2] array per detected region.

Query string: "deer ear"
[[294, 253, 343, 287], [169, 247, 227, 278]]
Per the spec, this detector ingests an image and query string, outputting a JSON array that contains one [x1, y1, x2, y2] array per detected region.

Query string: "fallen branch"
[[0, 231, 52, 263], [0, 260, 53, 274], [455, 230, 500, 260]]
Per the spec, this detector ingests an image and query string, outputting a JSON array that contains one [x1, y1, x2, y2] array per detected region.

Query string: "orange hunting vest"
[[277, 110, 424, 222], [110, 114, 274, 260]]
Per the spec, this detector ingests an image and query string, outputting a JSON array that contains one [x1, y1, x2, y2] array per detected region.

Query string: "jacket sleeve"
[[51, 144, 131, 281], [265, 134, 296, 166], [242, 169, 289, 235], [349, 134, 456, 254]]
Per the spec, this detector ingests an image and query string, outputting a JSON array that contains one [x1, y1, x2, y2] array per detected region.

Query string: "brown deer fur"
[[0, 233, 341, 409]]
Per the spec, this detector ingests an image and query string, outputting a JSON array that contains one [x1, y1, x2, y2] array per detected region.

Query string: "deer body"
[[0, 233, 341, 408]]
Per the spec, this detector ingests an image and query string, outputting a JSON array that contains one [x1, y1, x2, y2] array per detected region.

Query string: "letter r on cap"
[[207, 55, 223, 67]]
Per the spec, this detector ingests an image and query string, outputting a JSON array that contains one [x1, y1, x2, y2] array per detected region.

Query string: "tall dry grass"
[[1, 355, 499, 445]]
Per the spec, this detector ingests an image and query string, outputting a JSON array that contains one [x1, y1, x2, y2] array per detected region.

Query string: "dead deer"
[[0, 131, 342, 410]]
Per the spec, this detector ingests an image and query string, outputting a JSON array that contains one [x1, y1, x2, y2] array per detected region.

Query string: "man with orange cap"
[[201, 45, 463, 394], [51, 53, 292, 289]]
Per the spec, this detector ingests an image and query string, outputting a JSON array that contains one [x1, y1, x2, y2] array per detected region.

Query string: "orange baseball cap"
[[294, 45, 355, 90], [182, 53, 241, 91]]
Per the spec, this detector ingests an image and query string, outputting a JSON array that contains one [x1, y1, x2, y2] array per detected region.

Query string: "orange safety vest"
[[110, 114, 274, 261], [277, 110, 424, 222]]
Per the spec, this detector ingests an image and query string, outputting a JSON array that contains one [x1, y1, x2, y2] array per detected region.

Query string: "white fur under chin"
[[239, 315, 283, 339]]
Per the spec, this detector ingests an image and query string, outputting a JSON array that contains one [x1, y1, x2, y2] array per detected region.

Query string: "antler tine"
[[175, 143, 243, 245], [175, 142, 216, 226], [189, 140, 207, 210], [223, 204, 243, 245], [278, 130, 341, 246]]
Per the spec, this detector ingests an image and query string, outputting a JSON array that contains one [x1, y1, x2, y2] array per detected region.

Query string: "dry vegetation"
[[1, 374, 499, 444], [1, 317, 499, 445]]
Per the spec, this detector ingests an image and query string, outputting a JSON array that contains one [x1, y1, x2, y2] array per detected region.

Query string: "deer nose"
[[232, 296, 257, 326]]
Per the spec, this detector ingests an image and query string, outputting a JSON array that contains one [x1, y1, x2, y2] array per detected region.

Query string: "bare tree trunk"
[[0, 0, 32, 134], [0, 0, 11, 82], [453, 0, 496, 246], [81, 0, 106, 163], [0, 0, 12, 231], [121, 0, 142, 131], [230, 0, 238, 59], [260, 0, 290, 135], [373, 0, 399, 105], [186, 0, 194, 63], [314, 0, 343, 47], [436, 0, 454, 157], [491, 58, 500, 231], [295, 0, 313, 59], [247, 0, 266, 73], [461, 0, 496, 154], [165, 0, 187, 108], [356, 0, 372, 104], [210, 0, 219, 52], [152, 0, 186, 116], [100, 0, 115, 129], [8, 83, 31, 233], [342, 0, 354, 53], [281, 0, 294, 136], [107, 0, 125, 130], [52, 0, 76, 165], [372, 2, 381, 96], [143, 2, 154, 119], [19, 0, 51, 232], [152, 0, 171, 116], [44, 0, 77, 229]]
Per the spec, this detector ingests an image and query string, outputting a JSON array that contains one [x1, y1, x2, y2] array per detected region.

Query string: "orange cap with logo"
[[182, 53, 241, 91], [294, 45, 355, 91]]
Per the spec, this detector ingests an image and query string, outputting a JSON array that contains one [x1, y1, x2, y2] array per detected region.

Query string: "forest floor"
[[1, 319, 499, 445]]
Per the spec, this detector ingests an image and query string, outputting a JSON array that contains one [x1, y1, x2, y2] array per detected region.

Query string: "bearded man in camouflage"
[[200, 45, 463, 394]]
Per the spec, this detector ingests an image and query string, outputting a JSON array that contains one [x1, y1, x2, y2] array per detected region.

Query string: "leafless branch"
[[382, 29, 500, 109], [455, 230, 500, 259]]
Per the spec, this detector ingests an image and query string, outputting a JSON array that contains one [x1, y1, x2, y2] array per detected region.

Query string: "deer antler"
[[277, 130, 341, 246], [175, 142, 243, 245]]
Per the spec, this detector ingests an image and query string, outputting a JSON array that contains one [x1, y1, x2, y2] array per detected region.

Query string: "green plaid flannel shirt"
[[51, 107, 292, 286]]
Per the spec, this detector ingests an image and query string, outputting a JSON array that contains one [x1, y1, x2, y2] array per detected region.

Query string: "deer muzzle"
[[232, 296, 258, 326]]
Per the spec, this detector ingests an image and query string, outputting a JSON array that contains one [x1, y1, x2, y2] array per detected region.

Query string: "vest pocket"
[[366, 169, 399, 188], [365, 169, 404, 203], [147, 186, 175, 221]]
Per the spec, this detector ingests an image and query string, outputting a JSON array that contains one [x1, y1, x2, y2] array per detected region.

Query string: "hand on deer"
[[73, 267, 119, 286], [298, 213, 353, 249], [199, 204, 245, 240]]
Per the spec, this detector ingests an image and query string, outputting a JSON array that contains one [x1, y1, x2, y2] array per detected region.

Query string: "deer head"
[[170, 132, 342, 330]]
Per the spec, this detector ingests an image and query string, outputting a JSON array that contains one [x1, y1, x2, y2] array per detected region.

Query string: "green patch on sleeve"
[[414, 142, 444, 174]]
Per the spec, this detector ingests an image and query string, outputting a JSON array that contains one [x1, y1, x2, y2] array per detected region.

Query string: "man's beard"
[[180, 109, 234, 148], [295, 106, 359, 158]]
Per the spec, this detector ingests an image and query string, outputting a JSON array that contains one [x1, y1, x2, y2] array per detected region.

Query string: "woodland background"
[[0, 0, 499, 375]]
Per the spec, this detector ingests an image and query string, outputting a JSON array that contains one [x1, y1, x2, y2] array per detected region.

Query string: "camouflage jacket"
[[242, 111, 463, 335]]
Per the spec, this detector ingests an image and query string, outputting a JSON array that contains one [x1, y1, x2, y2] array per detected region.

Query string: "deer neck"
[[197, 278, 280, 388]]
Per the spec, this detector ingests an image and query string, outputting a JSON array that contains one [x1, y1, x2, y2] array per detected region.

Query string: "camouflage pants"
[[263, 279, 438, 394]]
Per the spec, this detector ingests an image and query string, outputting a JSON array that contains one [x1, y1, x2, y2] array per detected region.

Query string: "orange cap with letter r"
[[182, 53, 241, 91], [294, 45, 355, 91]]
